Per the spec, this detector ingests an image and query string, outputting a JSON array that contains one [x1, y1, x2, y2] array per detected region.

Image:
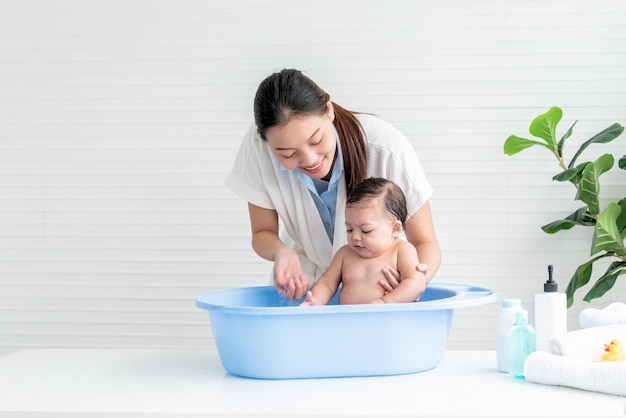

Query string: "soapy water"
[[276, 287, 340, 307], [277, 294, 302, 307]]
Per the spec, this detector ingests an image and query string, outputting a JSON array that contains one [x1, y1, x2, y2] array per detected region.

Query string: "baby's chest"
[[343, 254, 397, 283]]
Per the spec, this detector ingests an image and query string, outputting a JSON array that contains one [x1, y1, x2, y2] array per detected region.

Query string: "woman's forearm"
[[404, 201, 441, 283], [414, 240, 441, 283], [251, 230, 289, 262], [247, 203, 289, 262]]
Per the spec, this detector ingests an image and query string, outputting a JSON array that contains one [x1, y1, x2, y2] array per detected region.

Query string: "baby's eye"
[[346, 228, 353, 233], [362, 230, 372, 234]]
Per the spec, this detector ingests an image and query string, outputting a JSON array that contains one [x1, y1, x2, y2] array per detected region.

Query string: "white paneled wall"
[[1, 0, 625, 354]]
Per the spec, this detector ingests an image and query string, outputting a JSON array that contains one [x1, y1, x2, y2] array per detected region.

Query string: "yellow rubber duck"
[[601, 339, 626, 362]]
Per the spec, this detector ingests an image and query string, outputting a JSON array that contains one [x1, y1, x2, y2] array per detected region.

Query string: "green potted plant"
[[504, 107, 626, 307]]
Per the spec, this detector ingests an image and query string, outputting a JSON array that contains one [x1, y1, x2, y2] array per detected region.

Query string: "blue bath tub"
[[195, 283, 496, 379]]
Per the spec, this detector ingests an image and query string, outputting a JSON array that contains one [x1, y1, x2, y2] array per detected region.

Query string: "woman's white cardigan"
[[226, 114, 433, 281]]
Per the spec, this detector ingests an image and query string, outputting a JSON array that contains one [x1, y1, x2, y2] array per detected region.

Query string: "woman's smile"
[[303, 159, 325, 174]]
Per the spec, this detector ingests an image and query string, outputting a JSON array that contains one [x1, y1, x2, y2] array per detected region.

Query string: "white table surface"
[[0, 348, 624, 418]]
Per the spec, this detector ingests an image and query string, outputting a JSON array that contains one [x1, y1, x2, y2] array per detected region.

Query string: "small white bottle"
[[534, 264, 567, 351], [507, 309, 536, 379], [496, 298, 523, 373]]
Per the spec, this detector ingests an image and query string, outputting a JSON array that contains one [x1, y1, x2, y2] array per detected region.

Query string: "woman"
[[226, 69, 441, 300]]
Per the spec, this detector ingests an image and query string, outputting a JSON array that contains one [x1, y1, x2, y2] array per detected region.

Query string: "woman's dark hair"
[[346, 177, 408, 228], [253, 69, 368, 193]]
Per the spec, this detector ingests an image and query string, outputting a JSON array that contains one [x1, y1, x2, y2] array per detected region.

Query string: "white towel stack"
[[524, 351, 626, 397], [579, 302, 626, 329], [548, 324, 626, 362], [523, 303, 626, 397]]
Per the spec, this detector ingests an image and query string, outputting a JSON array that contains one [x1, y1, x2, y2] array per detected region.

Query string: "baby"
[[302, 177, 424, 305]]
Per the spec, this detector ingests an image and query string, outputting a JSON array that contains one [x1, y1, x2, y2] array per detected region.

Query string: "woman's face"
[[264, 102, 337, 180]]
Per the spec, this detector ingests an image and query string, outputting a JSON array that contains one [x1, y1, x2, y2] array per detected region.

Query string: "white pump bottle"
[[534, 265, 567, 351]]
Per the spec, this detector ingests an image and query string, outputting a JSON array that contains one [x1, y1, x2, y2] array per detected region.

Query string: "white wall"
[[1, 0, 625, 354]]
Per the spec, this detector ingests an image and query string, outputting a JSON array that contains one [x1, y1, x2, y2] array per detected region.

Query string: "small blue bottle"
[[506, 309, 536, 379]]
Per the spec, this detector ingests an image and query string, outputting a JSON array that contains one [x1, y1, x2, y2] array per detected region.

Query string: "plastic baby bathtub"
[[195, 283, 496, 379]]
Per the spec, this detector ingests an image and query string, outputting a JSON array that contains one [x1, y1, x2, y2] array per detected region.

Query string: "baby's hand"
[[300, 290, 318, 306]]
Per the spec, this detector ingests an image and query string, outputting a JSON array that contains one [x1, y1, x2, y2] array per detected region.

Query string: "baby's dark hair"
[[346, 177, 408, 228]]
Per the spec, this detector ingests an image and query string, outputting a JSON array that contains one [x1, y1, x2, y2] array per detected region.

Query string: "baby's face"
[[344, 197, 400, 258]]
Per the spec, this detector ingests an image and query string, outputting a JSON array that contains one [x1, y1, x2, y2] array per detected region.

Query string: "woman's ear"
[[327, 100, 335, 121]]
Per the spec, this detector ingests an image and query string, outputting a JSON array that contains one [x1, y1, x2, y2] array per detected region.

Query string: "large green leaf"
[[583, 261, 626, 303], [552, 162, 589, 183], [591, 202, 626, 256], [569, 123, 625, 168], [541, 206, 595, 234], [617, 198, 626, 238], [565, 259, 595, 308], [557, 120, 577, 158], [565, 253, 613, 307], [503, 135, 547, 156], [576, 154, 614, 215], [529, 107, 562, 151]]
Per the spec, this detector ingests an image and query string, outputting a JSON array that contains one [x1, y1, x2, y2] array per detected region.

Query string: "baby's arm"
[[300, 247, 345, 306], [380, 242, 427, 303]]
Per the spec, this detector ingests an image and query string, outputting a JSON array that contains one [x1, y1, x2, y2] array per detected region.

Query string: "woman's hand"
[[379, 263, 428, 294], [248, 204, 309, 299], [274, 248, 309, 300]]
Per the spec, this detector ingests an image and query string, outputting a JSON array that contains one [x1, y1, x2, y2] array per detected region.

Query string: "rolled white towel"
[[547, 324, 626, 362], [579, 302, 626, 328], [524, 350, 626, 397]]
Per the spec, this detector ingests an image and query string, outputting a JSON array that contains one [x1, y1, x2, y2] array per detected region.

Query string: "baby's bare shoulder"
[[336, 244, 352, 256], [396, 239, 416, 251], [396, 240, 419, 258]]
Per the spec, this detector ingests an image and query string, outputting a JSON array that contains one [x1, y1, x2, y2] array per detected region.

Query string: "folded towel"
[[548, 324, 626, 362], [524, 350, 626, 397], [579, 302, 626, 328]]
